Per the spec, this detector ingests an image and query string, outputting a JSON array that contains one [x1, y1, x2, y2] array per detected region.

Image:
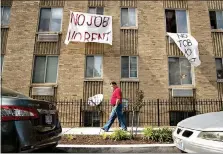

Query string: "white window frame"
[[165, 9, 190, 33], [85, 55, 103, 79], [120, 7, 138, 29], [88, 7, 104, 15], [32, 55, 59, 84], [168, 56, 194, 86], [38, 7, 63, 33], [121, 56, 138, 79], [215, 58, 223, 82]]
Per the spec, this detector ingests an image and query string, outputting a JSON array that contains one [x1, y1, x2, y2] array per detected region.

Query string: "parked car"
[[173, 111, 223, 153], [1, 87, 62, 152]]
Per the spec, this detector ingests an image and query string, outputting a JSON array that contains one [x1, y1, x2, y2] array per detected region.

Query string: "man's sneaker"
[[101, 127, 108, 132], [121, 128, 127, 131]]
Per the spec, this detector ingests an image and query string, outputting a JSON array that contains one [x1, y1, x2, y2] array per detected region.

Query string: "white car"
[[173, 111, 223, 153]]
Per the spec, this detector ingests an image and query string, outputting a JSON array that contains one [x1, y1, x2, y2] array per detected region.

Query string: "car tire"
[[180, 150, 187, 153]]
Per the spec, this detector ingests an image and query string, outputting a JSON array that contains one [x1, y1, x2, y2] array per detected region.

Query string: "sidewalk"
[[62, 127, 176, 135]]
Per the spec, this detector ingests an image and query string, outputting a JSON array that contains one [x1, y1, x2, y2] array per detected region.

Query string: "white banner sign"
[[65, 11, 112, 45], [167, 33, 201, 67]]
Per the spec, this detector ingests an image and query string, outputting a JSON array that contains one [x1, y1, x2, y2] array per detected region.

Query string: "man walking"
[[101, 82, 127, 132]]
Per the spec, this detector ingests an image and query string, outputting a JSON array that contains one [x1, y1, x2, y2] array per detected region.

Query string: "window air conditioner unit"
[[32, 87, 54, 96], [37, 33, 59, 42], [168, 36, 175, 44], [172, 88, 193, 97]]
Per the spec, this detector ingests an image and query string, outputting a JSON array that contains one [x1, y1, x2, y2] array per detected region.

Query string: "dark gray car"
[[1, 87, 62, 152]]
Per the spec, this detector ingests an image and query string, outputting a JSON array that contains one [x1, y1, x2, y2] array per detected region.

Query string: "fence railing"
[[55, 99, 223, 127]]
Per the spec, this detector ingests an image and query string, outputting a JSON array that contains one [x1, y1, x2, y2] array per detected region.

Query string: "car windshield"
[[1, 87, 31, 99]]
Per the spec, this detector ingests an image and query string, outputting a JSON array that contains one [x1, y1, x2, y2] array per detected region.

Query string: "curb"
[[56, 144, 180, 153]]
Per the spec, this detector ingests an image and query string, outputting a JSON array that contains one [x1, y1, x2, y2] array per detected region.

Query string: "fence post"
[[193, 98, 196, 115], [157, 99, 160, 127], [79, 99, 82, 127]]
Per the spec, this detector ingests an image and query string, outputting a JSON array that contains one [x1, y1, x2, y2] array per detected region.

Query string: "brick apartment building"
[[1, 0, 223, 103]]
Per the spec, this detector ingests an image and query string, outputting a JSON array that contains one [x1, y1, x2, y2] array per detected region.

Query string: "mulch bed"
[[60, 135, 166, 145]]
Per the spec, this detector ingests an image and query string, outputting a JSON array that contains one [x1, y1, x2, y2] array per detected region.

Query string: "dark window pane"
[[165, 10, 177, 33], [180, 58, 192, 84], [45, 56, 58, 83], [130, 57, 137, 77], [51, 8, 63, 32], [121, 56, 129, 78], [94, 56, 102, 77], [209, 11, 217, 29], [1, 6, 11, 26], [216, 11, 223, 29], [176, 10, 188, 33], [32, 56, 46, 83], [88, 7, 97, 14], [168, 58, 181, 85], [129, 8, 136, 26], [96, 7, 104, 15], [121, 8, 128, 27], [215, 58, 223, 79], [86, 56, 94, 78], [39, 8, 51, 32]]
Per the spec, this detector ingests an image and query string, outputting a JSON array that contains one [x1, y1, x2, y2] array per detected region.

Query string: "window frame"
[[1, 55, 4, 74], [88, 7, 104, 15], [32, 55, 59, 84], [1, 6, 11, 27], [215, 58, 223, 82], [168, 56, 194, 86], [85, 55, 103, 79], [121, 56, 138, 79], [165, 9, 190, 33], [38, 7, 63, 33], [209, 10, 223, 30], [120, 7, 138, 29]]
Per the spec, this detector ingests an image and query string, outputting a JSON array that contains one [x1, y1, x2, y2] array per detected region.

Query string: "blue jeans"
[[103, 103, 127, 131]]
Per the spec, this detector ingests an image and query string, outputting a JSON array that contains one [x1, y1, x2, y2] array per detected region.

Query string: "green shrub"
[[101, 129, 131, 141], [142, 127, 173, 143], [64, 134, 76, 140]]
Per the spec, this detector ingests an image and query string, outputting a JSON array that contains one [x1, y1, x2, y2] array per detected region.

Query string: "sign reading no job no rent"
[[65, 11, 112, 45], [167, 33, 201, 67]]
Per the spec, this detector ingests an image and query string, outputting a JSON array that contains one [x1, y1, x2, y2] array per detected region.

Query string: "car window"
[[1, 87, 31, 99]]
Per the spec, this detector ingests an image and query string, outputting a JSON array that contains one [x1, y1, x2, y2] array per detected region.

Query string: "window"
[[165, 10, 188, 33], [88, 7, 104, 15], [215, 58, 223, 80], [121, 8, 137, 27], [32, 56, 58, 83], [168, 57, 192, 85], [169, 111, 195, 126], [85, 56, 102, 78], [1, 6, 11, 26], [1, 55, 4, 73], [209, 11, 223, 29], [121, 56, 138, 78], [38, 8, 63, 32], [83, 111, 100, 127]]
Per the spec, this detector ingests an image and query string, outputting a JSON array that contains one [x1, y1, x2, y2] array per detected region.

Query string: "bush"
[[143, 127, 173, 143], [101, 129, 131, 141]]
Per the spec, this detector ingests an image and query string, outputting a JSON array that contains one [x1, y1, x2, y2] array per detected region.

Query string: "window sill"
[[36, 31, 62, 35], [120, 27, 138, 30], [31, 83, 58, 87], [211, 29, 223, 33], [168, 85, 195, 89], [1, 25, 9, 29], [120, 78, 139, 82], [217, 79, 223, 83], [84, 78, 103, 81]]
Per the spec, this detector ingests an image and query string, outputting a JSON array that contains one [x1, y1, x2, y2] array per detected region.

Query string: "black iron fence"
[[55, 99, 223, 127]]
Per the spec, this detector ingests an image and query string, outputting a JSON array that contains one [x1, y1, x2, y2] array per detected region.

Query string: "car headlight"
[[198, 132, 223, 142]]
